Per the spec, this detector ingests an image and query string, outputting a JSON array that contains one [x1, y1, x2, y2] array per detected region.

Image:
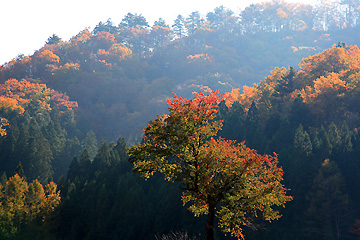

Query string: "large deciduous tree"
[[127, 90, 292, 240]]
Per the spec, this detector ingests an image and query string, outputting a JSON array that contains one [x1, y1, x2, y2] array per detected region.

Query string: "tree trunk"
[[206, 205, 215, 240]]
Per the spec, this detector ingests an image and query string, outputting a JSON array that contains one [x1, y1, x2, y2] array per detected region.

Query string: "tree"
[[128, 91, 292, 240], [153, 18, 169, 28], [0, 174, 60, 239], [93, 19, 118, 34], [46, 34, 62, 45], [119, 13, 149, 29], [185, 11, 203, 35], [172, 15, 186, 38], [305, 159, 350, 239], [206, 6, 234, 29], [294, 124, 312, 157]]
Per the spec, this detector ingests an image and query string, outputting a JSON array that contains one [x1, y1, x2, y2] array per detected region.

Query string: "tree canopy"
[[128, 90, 292, 240]]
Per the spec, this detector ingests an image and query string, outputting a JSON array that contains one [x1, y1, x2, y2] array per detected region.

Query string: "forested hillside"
[[1, 0, 359, 143], [1, 0, 360, 239]]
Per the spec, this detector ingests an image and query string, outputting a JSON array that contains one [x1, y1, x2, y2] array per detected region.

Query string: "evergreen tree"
[[318, 125, 333, 158], [14, 162, 25, 180], [275, 66, 296, 97], [26, 131, 53, 184], [46, 34, 62, 45], [172, 15, 186, 38], [328, 122, 341, 152], [81, 130, 98, 160], [67, 157, 80, 183], [294, 124, 313, 157], [93, 141, 111, 174], [305, 159, 350, 239], [339, 121, 353, 152]]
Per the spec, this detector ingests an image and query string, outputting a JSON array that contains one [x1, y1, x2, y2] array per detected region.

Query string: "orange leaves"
[[313, 72, 347, 95], [276, 8, 288, 19], [94, 31, 116, 50], [71, 29, 93, 43], [0, 78, 77, 116], [128, 90, 292, 240], [37, 50, 60, 63], [298, 45, 360, 82], [130, 25, 149, 37], [151, 25, 171, 33], [50, 89, 78, 112], [97, 43, 132, 63], [95, 31, 115, 43], [0, 96, 25, 114], [110, 43, 132, 58], [167, 90, 222, 121], [223, 88, 241, 107], [187, 53, 211, 62], [0, 78, 51, 112]]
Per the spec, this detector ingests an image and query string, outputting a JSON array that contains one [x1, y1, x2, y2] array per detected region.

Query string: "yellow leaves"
[[110, 43, 132, 59], [0, 118, 9, 136], [62, 62, 80, 71], [223, 88, 240, 107], [0, 96, 25, 114], [313, 72, 347, 94], [0, 174, 61, 236]]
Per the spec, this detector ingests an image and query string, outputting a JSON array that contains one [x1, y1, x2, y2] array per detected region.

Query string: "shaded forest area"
[[1, 0, 360, 239]]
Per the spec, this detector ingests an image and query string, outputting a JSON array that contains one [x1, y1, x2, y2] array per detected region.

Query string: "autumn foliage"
[[128, 90, 292, 240], [222, 44, 360, 127], [0, 174, 60, 238], [0, 78, 77, 136]]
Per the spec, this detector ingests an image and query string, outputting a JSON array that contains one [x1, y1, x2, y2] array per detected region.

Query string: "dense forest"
[[1, 0, 360, 239]]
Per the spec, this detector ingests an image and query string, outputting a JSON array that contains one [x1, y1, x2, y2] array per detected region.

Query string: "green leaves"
[[128, 90, 291, 240]]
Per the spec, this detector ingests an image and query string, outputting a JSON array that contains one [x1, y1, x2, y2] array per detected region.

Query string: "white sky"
[[0, 0, 316, 65]]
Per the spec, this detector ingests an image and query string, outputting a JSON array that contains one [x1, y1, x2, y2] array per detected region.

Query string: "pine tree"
[[305, 159, 350, 239], [328, 122, 341, 151], [172, 15, 186, 38], [81, 130, 98, 160], [294, 124, 313, 157]]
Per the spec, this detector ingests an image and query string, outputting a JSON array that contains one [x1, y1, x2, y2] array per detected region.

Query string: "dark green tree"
[[46, 34, 62, 45], [305, 159, 350, 239], [120, 13, 149, 28], [93, 18, 118, 34], [14, 162, 25, 180], [81, 130, 98, 159], [294, 124, 313, 157]]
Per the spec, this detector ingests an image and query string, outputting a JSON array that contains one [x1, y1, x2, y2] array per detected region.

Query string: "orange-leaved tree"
[[127, 90, 292, 240]]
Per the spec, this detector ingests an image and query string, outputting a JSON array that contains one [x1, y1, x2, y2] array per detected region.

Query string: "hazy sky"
[[0, 0, 316, 65]]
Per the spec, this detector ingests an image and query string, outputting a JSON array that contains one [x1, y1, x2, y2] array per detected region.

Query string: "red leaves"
[[128, 90, 292, 240]]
